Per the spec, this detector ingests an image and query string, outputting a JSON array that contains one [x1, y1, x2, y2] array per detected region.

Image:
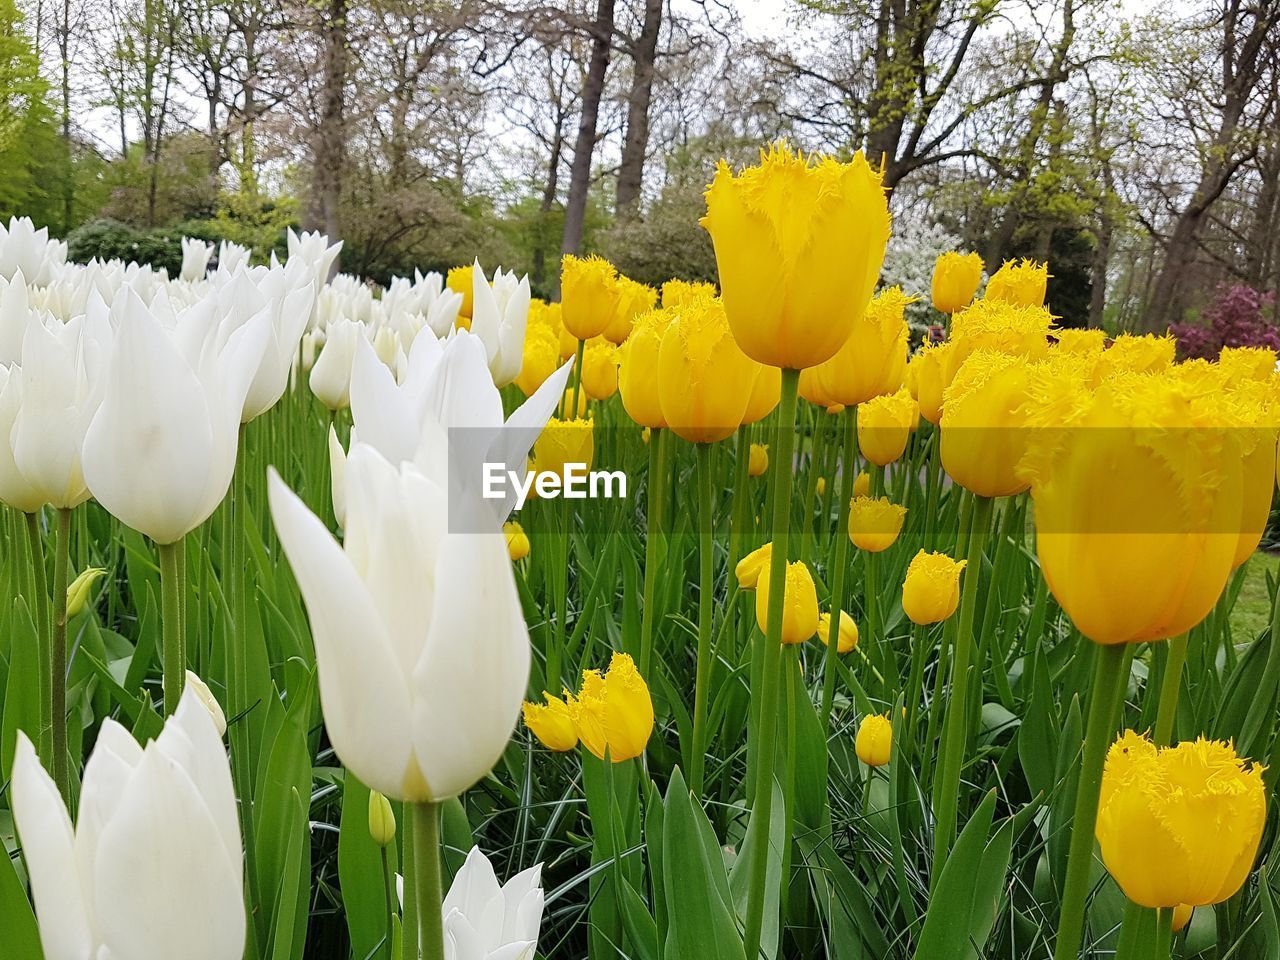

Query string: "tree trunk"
[[559, 0, 615, 273], [615, 0, 661, 218], [533, 107, 565, 290], [306, 0, 349, 249], [58, 0, 73, 231]]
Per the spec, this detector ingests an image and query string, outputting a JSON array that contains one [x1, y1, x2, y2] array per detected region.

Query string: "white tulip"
[[309, 318, 362, 410], [469, 262, 531, 387], [10, 685, 245, 960], [442, 847, 544, 960], [180, 238, 214, 282], [0, 217, 67, 285], [81, 289, 269, 543], [233, 264, 316, 422], [215, 241, 252, 277], [268, 440, 530, 802], [287, 228, 343, 292], [184, 669, 227, 736], [0, 366, 45, 513], [0, 269, 32, 365], [328, 423, 348, 529]]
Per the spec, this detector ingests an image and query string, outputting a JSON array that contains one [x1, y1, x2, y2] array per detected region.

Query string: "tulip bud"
[[1053, 328, 1108, 356], [561, 388, 588, 419], [606, 277, 657, 344], [619, 308, 672, 428], [848, 497, 906, 553], [535, 418, 594, 480], [504, 521, 530, 562], [560, 255, 619, 341], [852, 471, 871, 499], [661, 279, 716, 307], [815, 288, 912, 407], [984, 258, 1048, 307], [931, 251, 984, 314], [368, 790, 397, 847], [855, 713, 893, 767], [184, 670, 227, 737], [748, 443, 769, 477], [1172, 904, 1194, 933], [742, 366, 781, 425], [815, 477, 826, 496], [328, 425, 347, 530], [817, 610, 859, 653], [522, 692, 578, 752], [941, 350, 1033, 498], [755, 559, 819, 645], [641, 427, 651, 444], [735, 542, 772, 590], [516, 323, 561, 398], [66, 566, 107, 619], [902, 550, 967, 625], [581, 339, 619, 400], [857, 388, 917, 466]]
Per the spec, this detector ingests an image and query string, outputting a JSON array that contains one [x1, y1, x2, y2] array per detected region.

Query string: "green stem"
[[1153, 907, 1174, 960], [1152, 633, 1188, 746], [403, 804, 419, 960], [548, 493, 569, 688], [380, 845, 396, 960], [50, 508, 72, 802], [159, 539, 187, 715], [822, 407, 857, 726], [23, 511, 51, 770], [1053, 642, 1129, 960], [930, 493, 994, 882], [639, 427, 670, 679], [1113, 900, 1149, 960], [413, 801, 445, 960], [742, 367, 800, 960], [570, 337, 586, 419], [690, 442, 715, 797], [727, 424, 753, 662]]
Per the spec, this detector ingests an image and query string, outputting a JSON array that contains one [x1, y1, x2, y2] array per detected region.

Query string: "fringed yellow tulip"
[[661, 278, 716, 307], [566, 654, 653, 761], [1091, 333, 1176, 381], [748, 443, 769, 477], [949, 298, 1054, 365], [816, 287, 912, 406], [931, 251, 984, 314], [606, 277, 657, 344], [857, 388, 917, 465], [657, 295, 758, 443], [522, 692, 579, 752], [701, 144, 890, 369], [504, 521, 530, 562], [619, 308, 671, 428], [847, 496, 906, 552], [984, 258, 1048, 307], [1097, 732, 1266, 908], [755, 559, 819, 645], [1054, 328, 1108, 356], [941, 350, 1032, 498], [855, 714, 893, 766], [902, 550, 966, 624], [1218, 345, 1277, 382], [817, 610, 859, 653], [560, 255, 619, 340], [534, 418, 594, 480], [581, 339, 619, 400], [515, 322, 560, 397], [736, 542, 772, 589]]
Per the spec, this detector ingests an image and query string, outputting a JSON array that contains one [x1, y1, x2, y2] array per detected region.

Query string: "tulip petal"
[[75, 720, 144, 905], [442, 847, 506, 950], [268, 468, 418, 799], [10, 733, 94, 960], [484, 359, 574, 520], [351, 337, 421, 464]]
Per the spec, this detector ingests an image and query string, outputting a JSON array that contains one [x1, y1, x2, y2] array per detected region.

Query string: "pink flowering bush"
[[1170, 283, 1278, 359]]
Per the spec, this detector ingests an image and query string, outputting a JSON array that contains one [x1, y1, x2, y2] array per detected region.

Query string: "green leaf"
[[268, 787, 309, 960], [1, 600, 39, 782], [338, 772, 388, 960], [0, 848, 42, 960]]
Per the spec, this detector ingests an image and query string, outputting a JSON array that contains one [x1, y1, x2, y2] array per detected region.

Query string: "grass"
[[1230, 550, 1279, 640]]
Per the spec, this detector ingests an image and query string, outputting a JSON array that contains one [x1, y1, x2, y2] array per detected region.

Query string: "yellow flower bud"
[[1096, 731, 1266, 908], [984, 258, 1048, 307], [902, 550, 967, 625], [941, 351, 1032, 498], [815, 477, 826, 496], [560, 255, 620, 341], [514, 322, 561, 398], [907, 342, 953, 425], [815, 288, 911, 406], [931, 251, 984, 314], [1053, 328, 1108, 356], [641, 427, 651, 444], [701, 144, 890, 369], [817, 610, 859, 653], [857, 388, 917, 466], [852, 472, 871, 498], [748, 443, 769, 477], [446, 264, 475, 318], [1091, 333, 1175, 381], [657, 295, 759, 443], [848, 496, 906, 553], [949, 299, 1053, 365], [735, 542, 772, 590], [661, 279, 716, 307], [755, 559, 819, 645], [503, 521, 530, 562], [66, 566, 107, 619], [368, 790, 396, 847], [619, 308, 672, 428], [581, 339, 619, 400], [534, 418, 594, 481], [566, 654, 653, 762], [1172, 905, 1194, 933], [855, 713, 893, 767], [606, 277, 657, 344], [522, 692, 579, 752], [1218, 345, 1277, 382], [561, 389, 588, 419]]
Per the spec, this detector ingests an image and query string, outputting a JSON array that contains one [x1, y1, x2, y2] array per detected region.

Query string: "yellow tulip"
[[755, 559, 819, 645], [522, 692, 579, 752], [940, 351, 1032, 498], [1054, 328, 1108, 356], [701, 144, 890, 369], [561, 255, 620, 341], [736, 542, 772, 590], [855, 713, 893, 767], [1218, 345, 1277, 382], [619, 308, 671, 428], [816, 287, 912, 406], [368, 790, 396, 847], [907, 342, 952, 425], [931, 251, 984, 314], [606, 276, 657, 344], [902, 550, 967, 624], [848, 496, 907, 552], [852, 471, 871, 498], [1091, 333, 1176, 382], [446, 264, 475, 318], [1096, 731, 1266, 908], [857, 389, 917, 466], [561, 389, 588, 419], [949, 298, 1054, 365], [1020, 372, 1246, 644], [641, 426, 651, 444], [514, 322, 560, 397], [581, 338, 619, 400], [799, 364, 835, 408], [815, 477, 826, 496], [817, 610, 859, 653], [503, 521, 530, 562], [566, 653, 653, 761], [748, 443, 769, 477], [984, 258, 1048, 307], [657, 295, 758, 443], [661, 278, 716, 307], [742, 366, 781, 424], [66, 566, 108, 619], [534, 418, 594, 480]]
